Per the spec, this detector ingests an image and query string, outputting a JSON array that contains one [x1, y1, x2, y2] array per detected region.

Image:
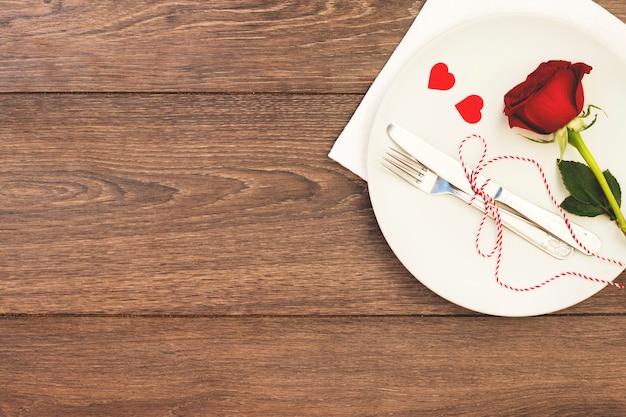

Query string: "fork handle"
[[452, 189, 574, 259]]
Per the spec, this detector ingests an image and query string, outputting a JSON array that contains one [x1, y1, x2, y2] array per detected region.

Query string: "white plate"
[[367, 13, 626, 316]]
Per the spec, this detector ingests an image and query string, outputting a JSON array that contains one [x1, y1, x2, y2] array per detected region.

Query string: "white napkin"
[[328, 0, 626, 181]]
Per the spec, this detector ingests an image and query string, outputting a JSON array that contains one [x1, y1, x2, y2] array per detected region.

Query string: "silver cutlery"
[[386, 123, 602, 255], [383, 147, 574, 260]]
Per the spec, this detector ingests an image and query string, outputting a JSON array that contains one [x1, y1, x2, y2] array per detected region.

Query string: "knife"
[[386, 123, 602, 255]]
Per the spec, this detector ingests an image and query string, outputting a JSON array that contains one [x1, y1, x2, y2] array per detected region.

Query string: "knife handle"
[[497, 190, 601, 255], [452, 189, 574, 259], [497, 207, 574, 260]]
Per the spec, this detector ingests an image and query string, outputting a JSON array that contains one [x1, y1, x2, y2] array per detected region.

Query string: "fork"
[[383, 147, 574, 260]]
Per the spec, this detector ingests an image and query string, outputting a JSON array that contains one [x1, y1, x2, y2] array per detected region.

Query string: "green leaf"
[[558, 160, 605, 206], [557, 163, 624, 220], [601, 169, 622, 220], [560, 196, 606, 217], [604, 169, 622, 208]]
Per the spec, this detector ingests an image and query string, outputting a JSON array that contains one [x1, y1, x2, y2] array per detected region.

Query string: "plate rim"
[[366, 12, 626, 316]]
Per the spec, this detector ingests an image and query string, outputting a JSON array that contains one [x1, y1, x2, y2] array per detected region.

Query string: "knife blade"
[[386, 123, 602, 255]]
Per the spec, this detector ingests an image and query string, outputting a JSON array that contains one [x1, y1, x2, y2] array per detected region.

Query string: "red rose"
[[503, 60, 592, 135]]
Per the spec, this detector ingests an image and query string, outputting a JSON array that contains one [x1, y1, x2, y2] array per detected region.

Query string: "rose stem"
[[568, 129, 626, 234]]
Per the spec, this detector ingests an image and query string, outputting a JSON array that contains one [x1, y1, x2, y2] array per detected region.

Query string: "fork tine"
[[383, 157, 417, 187], [386, 148, 427, 175], [388, 147, 427, 170], [383, 148, 427, 187]]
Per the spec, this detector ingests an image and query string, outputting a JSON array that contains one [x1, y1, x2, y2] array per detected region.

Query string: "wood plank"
[[0, 93, 440, 315], [1, 316, 625, 416], [1, 0, 625, 93], [0, 0, 424, 92], [0, 93, 623, 315]]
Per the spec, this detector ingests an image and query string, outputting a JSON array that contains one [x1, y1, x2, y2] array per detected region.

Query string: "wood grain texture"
[[2, 316, 626, 416], [0, 0, 424, 93], [0, 93, 623, 316], [2, 1, 626, 415], [0, 0, 624, 93]]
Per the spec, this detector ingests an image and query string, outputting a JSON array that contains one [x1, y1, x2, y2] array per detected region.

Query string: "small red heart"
[[428, 63, 455, 91], [455, 95, 484, 124]]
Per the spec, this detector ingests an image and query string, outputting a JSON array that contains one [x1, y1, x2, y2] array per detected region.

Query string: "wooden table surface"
[[2, 1, 626, 415]]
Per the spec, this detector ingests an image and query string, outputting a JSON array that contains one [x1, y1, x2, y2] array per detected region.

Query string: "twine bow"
[[457, 134, 624, 291]]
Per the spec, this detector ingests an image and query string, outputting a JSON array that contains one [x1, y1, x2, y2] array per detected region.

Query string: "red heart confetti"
[[455, 95, 484, 124], [428, 62, 456, 91]]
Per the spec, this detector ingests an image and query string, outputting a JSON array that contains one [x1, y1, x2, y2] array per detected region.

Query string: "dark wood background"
[[1, 1, 626, 415]]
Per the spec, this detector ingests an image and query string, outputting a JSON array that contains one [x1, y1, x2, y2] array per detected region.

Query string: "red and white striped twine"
[[457, 133, 624, 291]]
